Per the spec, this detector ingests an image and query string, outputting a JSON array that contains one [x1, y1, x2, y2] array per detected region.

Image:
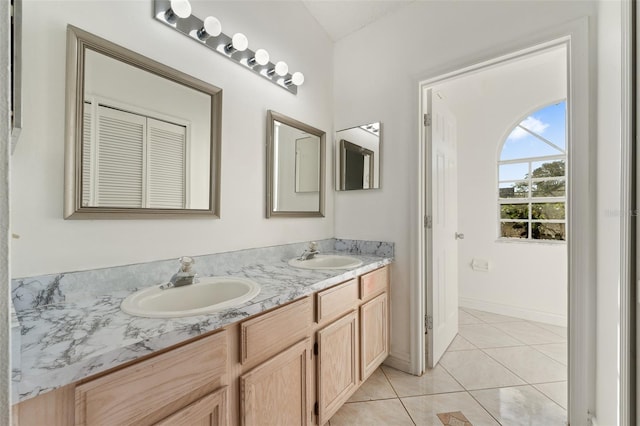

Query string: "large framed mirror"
[[64, 25, 222, 219], [266, 110, 325, 217], [336, 122, 381, 191]]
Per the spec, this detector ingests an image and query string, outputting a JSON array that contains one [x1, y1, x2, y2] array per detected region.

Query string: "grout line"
[[466, 389, 504, 425], [531, 382, 569, 411], [529, 342, 568, 366], [344, 396, 399, 404], [379, 365, 402, 399], [397, 396, 417, 426]]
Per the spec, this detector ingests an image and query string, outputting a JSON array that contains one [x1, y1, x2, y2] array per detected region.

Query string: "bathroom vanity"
[[11, 240, 393, 425]]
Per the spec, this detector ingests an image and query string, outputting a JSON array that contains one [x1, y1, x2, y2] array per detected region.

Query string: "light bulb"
[[273, 61, 288, 77], [249, 49, 270, 66], [165, 0, 191, 22], [197, 16, 221, 40], [290, 72, 304, 86], [226, 33, 248, 53]]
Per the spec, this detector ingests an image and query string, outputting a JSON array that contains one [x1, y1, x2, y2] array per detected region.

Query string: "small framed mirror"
[[266, 110, 325, 217], [64, 25, 222, 219], [336, 122, 381, 191]]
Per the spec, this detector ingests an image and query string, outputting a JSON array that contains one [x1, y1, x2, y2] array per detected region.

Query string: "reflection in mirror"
[[266, 111, 325, 217], [336, 122, 381, 190], [64, 25, 222, 218]]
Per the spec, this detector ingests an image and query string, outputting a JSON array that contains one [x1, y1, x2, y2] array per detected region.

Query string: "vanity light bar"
[[153, 0, 303, 95]]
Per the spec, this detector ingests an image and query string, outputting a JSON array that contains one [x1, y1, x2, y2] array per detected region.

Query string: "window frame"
[[497, 105, 567, 243]]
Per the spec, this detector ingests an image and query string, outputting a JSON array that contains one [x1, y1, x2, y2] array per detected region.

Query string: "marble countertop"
[[11, 240, 393, 403]]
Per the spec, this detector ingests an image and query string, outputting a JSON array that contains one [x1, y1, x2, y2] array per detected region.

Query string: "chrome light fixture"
[[154, 0, 304, 94], [164, 0, 191, 23], [196, 16, 221, 40]]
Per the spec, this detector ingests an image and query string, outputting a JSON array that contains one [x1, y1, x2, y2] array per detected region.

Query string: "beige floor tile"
[[459, 309, 483, 325], [532, 342, 568, 365], [534, 382, 568, 409], [330, 399, 414, 425], [382, 364, 463, 397], [347, 368, 396, 402], [530, 321, 568, 339], [471, 385, 567, 425], [493, 321, 566, 345], [446, 334, 477, 351], [484, 346, 566, 384], [440, 349, 526, 390], [401, 392, 499, 426], [458, 324, 525, 348], [462, 308, 525, 323]]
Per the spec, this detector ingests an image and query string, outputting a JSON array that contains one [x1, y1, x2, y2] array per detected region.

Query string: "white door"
[[424, 88, 459, 367]]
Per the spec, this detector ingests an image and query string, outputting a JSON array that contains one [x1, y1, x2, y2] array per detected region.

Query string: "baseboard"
[[383, 351, 411, 373], [459, 297, 567, 326]]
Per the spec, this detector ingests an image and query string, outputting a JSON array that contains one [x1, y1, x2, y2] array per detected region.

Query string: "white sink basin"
[[121, 276, 260, 318], [288, 255, 363, 270]]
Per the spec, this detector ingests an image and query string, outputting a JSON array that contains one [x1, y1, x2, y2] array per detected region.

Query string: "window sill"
[[495, 238, 567, 246]]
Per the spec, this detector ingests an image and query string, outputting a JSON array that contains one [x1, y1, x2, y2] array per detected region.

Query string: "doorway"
[[415, 25, 595, 426]]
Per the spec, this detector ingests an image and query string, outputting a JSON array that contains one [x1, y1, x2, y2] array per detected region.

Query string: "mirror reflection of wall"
[[82, 49, 211, 210], [336, 122, 381, 190], [267, 111, 325, 217]]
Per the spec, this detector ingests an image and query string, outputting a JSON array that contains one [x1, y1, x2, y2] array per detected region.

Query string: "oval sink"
[[121, 276, 260, 318], [288, 255, 363, 270]]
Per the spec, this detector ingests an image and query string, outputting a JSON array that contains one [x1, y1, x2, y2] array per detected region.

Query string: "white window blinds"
[[147, 118, 186, 209]]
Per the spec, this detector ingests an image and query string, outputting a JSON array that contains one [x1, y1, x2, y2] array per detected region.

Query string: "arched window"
[[498, 101, 566, 241]]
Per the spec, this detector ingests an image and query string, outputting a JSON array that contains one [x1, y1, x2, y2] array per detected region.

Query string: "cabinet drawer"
[[75, 330, 227, 426], [154, 386, 227, 426], [316, 279, 358, 324], [241, 296, 312, 365], [360, 266, 389, 300]]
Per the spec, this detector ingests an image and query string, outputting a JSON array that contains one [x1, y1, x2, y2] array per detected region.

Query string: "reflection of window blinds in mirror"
[[147, 118, 186, 209], [82, 104, 92, 207], [96, 107, 145, 207], [87, 105, 186, 208]]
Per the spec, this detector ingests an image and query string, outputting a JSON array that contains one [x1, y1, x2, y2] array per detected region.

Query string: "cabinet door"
[[361, 292, 389, 380], [317, 310, 359, 425], [154, 387, 227, 426], [240, 338, 312, 426]]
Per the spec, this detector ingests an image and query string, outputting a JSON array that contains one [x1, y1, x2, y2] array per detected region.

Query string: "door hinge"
[[313, 342, 318, 356], [424, 113, 432, 127], [425, 314, 433, 332], [424, 215, 432, 229], [314, 402, 319, 416]]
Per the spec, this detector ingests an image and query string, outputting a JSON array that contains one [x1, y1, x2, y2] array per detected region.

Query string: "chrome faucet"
[[160, 256, 198, 290], [298, 242, 319, 261]]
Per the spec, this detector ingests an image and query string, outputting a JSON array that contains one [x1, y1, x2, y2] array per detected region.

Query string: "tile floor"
[[329, 307, 567, 425]]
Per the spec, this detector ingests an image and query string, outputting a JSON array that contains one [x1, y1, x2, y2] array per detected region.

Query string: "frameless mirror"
[[266, 110, 325, 217], [64, 25, 222, 218], [336, 122, 381, 190]]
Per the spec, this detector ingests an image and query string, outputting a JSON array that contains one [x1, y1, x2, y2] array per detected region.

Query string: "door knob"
[[455, 232, 465, 240]]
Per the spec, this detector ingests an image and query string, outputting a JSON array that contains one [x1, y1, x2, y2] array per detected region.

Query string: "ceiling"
[[300, 0, 415, 42]]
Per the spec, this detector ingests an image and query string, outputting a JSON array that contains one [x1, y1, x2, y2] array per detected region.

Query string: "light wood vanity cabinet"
[[75, 330, 228, 426], [316, 310, 359, 425], [13, 265, 391, 426], [240, 338, 313, 426]]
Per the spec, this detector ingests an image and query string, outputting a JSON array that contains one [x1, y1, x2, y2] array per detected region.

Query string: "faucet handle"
[[179, 256, 195, 273], [309, 241, 317, 251]]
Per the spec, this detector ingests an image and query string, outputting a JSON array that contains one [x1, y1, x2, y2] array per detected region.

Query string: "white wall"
[[439, 48, 567, 325], [333, 0, 600, 408], [596, 1, 622, 424], [1, 0, 12, 421], [11, 0, 334, 277]]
